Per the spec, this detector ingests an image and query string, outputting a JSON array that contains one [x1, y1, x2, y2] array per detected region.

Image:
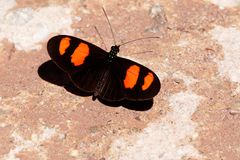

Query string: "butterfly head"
[[108, 45, 120, 61]]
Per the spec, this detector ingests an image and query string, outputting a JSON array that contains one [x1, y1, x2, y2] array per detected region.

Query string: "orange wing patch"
[[71, 43, 90, 66], [124, 65, 140, 89], [59, 37, 71, 55], [142, 72, 154, 91]]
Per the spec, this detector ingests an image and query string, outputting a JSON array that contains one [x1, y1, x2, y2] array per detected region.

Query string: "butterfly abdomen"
[[93, 65, 110, 98]]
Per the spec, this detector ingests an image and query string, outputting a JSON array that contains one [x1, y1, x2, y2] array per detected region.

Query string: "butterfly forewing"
[[47, 35, 107, 73], [116, 57, 160, 101]]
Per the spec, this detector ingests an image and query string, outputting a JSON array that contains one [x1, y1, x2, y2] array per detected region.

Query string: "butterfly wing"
[[69, 62, 107, 93], [98, 63, 125, 101], [47, 35, 108, 93], [118, 57, 160, 101], [99, 57, 161, 101], [47, 35, 107, 74]]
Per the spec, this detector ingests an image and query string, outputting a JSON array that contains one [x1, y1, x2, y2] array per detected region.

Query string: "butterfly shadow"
[[38, 60, 153, 111]]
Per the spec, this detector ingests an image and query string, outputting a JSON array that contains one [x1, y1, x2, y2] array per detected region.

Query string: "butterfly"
[[47, 8, 160, 102], [47, 35, 160, 102]]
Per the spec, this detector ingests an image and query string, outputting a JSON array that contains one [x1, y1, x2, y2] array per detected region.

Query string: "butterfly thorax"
[[108, 45, 119, 62]]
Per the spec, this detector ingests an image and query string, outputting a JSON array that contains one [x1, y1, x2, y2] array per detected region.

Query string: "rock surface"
[[0, 0, 240, 160]]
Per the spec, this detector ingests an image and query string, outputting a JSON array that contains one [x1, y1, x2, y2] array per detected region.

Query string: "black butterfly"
[[47, 8, 160, 102], [47, 35, 160, 102]]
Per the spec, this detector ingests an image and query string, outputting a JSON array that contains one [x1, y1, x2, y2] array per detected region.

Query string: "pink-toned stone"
[[0, 0, 240, 159]]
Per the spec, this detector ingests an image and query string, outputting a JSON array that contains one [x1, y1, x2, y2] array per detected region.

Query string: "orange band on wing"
[[71, 43, 89, 66], [59, 37, 71, 55], [124, 65, 140, 89], [142, 72, 154, 91]]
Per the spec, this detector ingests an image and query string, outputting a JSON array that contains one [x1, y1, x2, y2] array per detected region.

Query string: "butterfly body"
[[47, 35, 160, 102]]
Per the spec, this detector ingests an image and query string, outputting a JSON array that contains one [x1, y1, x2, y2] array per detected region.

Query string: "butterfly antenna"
[[131, 50, 154, 55], [94, 26, 107, 50], [119, 36, 160, 47], [102, 7, 117, 45]]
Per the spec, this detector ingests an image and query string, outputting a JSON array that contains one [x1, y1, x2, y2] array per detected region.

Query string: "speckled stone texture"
[[0, 0, 240, 160]]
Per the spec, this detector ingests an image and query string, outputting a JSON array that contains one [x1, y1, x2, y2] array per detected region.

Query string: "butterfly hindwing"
[[47, 35, 107, 73], [98, 63, 125, 101], [69, 62, 106, 93], [69, 61, 125, 101]]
